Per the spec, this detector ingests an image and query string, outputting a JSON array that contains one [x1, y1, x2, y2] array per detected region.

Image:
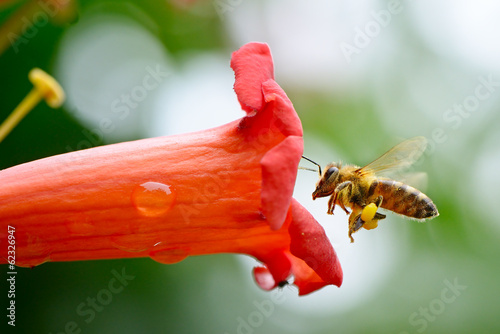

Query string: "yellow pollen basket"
[[361, 203, 379, 230]]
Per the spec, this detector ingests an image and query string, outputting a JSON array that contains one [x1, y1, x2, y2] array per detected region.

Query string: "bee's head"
[[312, 162, 341, 200]]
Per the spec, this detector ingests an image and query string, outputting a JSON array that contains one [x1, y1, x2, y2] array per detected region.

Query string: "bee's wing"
[[357, 137, 428, 177], [397, 171, 428, 191]]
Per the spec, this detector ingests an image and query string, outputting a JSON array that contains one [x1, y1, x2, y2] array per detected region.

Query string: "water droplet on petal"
[[14, 233, 52, 267], [149, 243, 189, 264], [16, 254, 51, 268], [131, 182, 177, 217]]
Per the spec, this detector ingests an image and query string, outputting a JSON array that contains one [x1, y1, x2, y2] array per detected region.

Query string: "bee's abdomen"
[[370, 179, 438, 219]]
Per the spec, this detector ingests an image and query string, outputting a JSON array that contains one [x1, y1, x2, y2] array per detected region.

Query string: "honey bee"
[[303, 137, 439, 242]]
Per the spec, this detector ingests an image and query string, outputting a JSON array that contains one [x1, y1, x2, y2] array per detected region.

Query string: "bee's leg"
[[348, 210, 362, 243], [353, 215, 364, 232], [370, 196, 386, 221], [327, 193, 337, 215], [338, 202, 350, 215], [358, 196, 387, 231], [334, 181, 352, 215], [350, 196, 388, 236]]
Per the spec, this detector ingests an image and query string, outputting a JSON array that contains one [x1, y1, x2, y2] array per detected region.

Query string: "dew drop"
[[149, 243, 189, 264], [131, 182, 176, 217], [16, 255, 51, 268], [14, 233, 52, 267]]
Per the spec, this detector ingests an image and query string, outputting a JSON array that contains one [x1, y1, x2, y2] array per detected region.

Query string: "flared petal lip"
[[231, 42, 305, 231], [231, 42, 274, 113]]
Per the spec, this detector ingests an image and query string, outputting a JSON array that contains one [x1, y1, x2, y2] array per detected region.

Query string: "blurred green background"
[[1, 0, 499, 333]]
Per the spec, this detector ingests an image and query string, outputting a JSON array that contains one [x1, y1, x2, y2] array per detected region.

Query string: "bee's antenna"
[[299, 167, 318, 172], [300, 155, 322, 176]]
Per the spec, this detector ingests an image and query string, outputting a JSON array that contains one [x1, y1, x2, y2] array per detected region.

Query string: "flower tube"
[[0, 42, 342, 295]]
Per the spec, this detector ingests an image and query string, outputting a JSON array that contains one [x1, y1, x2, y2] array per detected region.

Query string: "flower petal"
[[289, 199, 343, 288], [0, 42, 341, 297], [262, 249, 292, 283], [252, 248, 292, 291], [290, 257, 331, 296], [253, 266, 276, 291], [261, 136, 303, 230], [231, 43, 274, 113], [262, 79, 303, 137]]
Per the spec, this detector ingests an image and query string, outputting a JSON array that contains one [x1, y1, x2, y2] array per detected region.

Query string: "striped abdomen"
[[369, 179, 438, 219]]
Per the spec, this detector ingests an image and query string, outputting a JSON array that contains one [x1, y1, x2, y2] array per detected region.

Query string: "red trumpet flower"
[[0, 42, 342, 295]]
